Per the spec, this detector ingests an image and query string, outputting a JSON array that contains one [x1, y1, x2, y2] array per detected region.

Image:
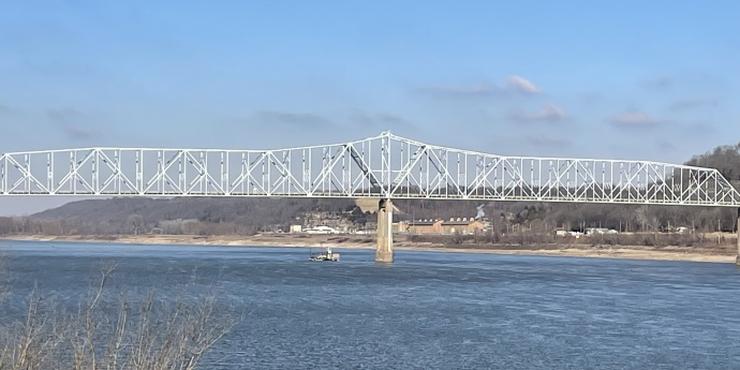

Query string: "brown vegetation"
[[0, 262, 237, 370], [405, 231, 737, 255]]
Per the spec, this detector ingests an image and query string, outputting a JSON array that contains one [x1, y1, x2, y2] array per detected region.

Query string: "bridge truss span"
[[1, 132, 738, 207]]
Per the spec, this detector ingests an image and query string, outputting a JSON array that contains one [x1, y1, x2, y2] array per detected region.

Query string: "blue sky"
[[1, 1, 739, 214]]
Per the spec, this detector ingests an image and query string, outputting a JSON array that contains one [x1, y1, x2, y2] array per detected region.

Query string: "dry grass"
[[405, 231, 737, 253], [0, 261, 238, 370]]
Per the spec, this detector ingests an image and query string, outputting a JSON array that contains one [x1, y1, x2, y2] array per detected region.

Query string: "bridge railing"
[[1, 132, 739, 207]]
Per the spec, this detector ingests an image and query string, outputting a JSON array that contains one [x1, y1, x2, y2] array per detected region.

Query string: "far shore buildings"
[[288, 216, 488, 235], [287, 208, 490, 236], [396, 217, 488, 235]]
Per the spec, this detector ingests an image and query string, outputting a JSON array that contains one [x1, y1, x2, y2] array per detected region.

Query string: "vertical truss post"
[[23, 154, 30, 193], [0, 154, 5, 194], [47, 152, 53, 194]]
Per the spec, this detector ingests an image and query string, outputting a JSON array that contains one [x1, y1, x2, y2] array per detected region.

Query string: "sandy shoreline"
[[1, 234, 736, 264]]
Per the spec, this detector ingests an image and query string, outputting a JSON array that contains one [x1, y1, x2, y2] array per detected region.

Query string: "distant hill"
[[29, 197, 357, 235], [33, 197, 355, 223]]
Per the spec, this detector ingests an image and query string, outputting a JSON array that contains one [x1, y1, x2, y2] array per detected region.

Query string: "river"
[[1, 240, 739, 369]]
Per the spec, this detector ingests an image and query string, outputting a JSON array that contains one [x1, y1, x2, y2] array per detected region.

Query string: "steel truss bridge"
[[1, 131, 738, 207]]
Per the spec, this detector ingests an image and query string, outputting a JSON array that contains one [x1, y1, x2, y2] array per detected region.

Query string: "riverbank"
[[2, 233, 736, 264]]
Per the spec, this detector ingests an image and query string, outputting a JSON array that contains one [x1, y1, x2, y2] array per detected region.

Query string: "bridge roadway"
[[2, 132, 739, 263]]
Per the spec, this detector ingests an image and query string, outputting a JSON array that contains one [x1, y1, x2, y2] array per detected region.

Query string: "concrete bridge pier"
[[375, 198, 394, 263]]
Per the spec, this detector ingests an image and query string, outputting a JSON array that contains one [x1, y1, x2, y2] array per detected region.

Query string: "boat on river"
[[310, 247, 340, 262]]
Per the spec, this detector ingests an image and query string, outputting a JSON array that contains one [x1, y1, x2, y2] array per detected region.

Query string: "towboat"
[[310, 247, 340, 262]]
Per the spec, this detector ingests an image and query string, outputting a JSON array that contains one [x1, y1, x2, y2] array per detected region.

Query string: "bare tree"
[[0, 264, 238, 370]]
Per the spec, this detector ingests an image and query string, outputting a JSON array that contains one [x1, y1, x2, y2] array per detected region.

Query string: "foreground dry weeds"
[[0, 260, 238, 370]]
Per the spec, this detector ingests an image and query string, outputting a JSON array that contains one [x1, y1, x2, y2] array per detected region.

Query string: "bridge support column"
[[736, 208, 740, 266], [376, 199, 393, 263]]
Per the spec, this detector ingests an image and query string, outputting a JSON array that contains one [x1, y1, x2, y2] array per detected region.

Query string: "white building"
[[304, 226, 340, 234]]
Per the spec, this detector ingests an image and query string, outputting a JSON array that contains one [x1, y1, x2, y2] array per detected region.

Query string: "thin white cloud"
[[510, 103, 567, 123], [416, 83, 497, 97], [505, 75, 540, 94], [417, 74, 541, 98], [349, 110, 415, 130], [46, 108, 99, 140], [247, 110, 335, 128], [608, 111, 661, 127], [669, 98, 718, 111], [643, 76, 674, 90]]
